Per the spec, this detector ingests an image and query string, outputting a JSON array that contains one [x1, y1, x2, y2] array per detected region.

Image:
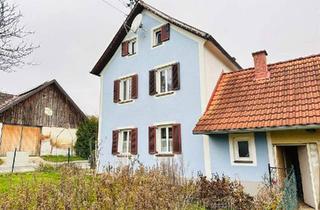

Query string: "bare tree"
[[0, 0, 37, 72]]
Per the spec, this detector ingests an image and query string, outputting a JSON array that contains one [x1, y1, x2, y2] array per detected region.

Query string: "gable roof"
[[90, 0, 241, 76], [194, 53, 320, 134], [0, 80, 86, 119]]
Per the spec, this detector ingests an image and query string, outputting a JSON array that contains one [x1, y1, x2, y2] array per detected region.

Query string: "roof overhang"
[[193, 124, 320, 135], [90, 0, 241, 76]]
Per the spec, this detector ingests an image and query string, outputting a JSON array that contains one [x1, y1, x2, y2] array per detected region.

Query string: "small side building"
[[194, 51, 320, 208], [0, 80, 86, 156]]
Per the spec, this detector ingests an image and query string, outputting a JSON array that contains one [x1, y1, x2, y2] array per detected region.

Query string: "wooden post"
[[11, 148, 17, 173], [68, 148, 70, 164]]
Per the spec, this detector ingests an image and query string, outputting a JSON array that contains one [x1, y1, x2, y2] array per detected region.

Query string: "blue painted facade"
[[98, 11, 205, 175], [209, 132, 270, 182]]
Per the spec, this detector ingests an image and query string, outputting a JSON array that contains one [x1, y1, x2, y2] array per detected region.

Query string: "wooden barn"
[[0, 80, 86, 156]]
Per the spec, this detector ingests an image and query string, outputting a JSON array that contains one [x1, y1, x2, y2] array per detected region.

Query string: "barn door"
[[20, 126, 41, 156], [0, 124, 40, 156], [0, 124, 22, 156]]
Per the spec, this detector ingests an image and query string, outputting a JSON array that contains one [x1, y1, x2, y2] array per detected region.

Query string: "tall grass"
[[0, 161, 257, 209]]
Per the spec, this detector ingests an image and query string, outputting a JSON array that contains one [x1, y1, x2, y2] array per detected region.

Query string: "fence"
[[269, 165, 298, 210]]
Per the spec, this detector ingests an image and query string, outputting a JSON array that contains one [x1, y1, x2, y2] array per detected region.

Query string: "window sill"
[[117, 154, 134, 158], [233, 160, 253, 164], [155, 91, 174, 97], [155, 153, 174, 157], [152, 43, 163, 48], [118, 99, 134, 104]]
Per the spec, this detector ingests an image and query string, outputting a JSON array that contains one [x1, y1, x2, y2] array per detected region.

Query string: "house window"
[[152, 24, 170, 47], [128, 38, 136, 55], [120, 78, 132, 102], [112, 128, 138, 156], [149, 63, 180, 96], [229, 133, 256, 165], [119, 130, 131, 154], [153, 28, 162, 47], [157, 66, 172, 94], [121, 38, 137, 56], [159, 126, 173, 153]]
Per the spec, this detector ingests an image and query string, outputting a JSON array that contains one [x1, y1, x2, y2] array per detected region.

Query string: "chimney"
[[252, 50, 270, 80]]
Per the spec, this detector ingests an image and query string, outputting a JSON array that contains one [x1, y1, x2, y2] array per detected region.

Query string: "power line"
[[100, 0, 128, 16], [117, 0, 128, 8]]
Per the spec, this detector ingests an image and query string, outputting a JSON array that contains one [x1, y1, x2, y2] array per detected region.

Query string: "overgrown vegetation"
[[0, 162, 281, 209], [75, 116, 98, 160], [41, 155, 85, 162], [194, 174, 254, 209]]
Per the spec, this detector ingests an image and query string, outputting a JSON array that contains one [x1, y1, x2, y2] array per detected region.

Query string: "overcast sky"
[[0, 0, 319, 115]]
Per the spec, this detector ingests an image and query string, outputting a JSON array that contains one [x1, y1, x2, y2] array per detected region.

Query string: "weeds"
[[0, 162, 271, 209]]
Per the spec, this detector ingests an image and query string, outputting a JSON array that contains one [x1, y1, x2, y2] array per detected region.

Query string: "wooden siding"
[[0, 84, 84, 128]]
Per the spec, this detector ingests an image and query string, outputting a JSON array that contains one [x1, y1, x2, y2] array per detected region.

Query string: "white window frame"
[[152, 27, 162, 47], [229, 133, 257, 166], [128, 38, 137, 56], [156, 125, 173, 154], [118, 129, 131, 155], [119, 77, 132, 102], [155, 65, 173, 95]]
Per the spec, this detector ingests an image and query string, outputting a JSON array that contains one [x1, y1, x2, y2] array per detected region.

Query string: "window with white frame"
[[157, 125, 173, 154], [229, 133, 256, 165], [128, 38, 136, 55], [153, 28, 162, 47], [156, 66, 172, 94], [120, 77, 132, 102], [119, 130, 131, 154]]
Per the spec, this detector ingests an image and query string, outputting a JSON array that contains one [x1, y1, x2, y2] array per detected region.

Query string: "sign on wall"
[[44, 107, 53, 116]]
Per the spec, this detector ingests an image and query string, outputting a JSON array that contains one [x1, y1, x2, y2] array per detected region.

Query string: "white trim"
[[228, 133, 257, 166], [307, 143, 318, 209], [115, 126, 136, 130], [151, 25, 165, 49], [198, 41, 207, 113], [118, 129, 132, 155], [202, 135, 212, 177], [122, 36, 138, 58], [156, 125, 173, 154], [266, 132, 275, 167], [117, 72, 137, 80], [153, 61, 178, 70], [97, 74, 104, 170], [152, 121, 176, 126]]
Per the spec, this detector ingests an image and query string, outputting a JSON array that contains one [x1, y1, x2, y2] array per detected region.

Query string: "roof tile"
[[194, 53, 320, 133]]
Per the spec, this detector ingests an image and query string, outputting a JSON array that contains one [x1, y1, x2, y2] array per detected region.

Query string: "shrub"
[[0, 158, 3, 165], [254, 175, 283, 210], [193, 174, 254, 210], [0, 163, 200, 210], [75, 116, 98, 159]]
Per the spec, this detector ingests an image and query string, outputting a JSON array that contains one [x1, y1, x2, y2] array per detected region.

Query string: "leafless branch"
[[0, 0, 37, 72]]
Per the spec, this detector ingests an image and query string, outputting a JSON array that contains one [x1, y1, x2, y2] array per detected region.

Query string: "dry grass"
[[0, 161, 272, 210]]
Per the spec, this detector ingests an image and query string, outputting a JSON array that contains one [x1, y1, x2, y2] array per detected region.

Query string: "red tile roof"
[[194, 53, 320, 133]]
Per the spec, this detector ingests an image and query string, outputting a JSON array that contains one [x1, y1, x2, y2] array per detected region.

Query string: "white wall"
[[40, 127, 77, 156]]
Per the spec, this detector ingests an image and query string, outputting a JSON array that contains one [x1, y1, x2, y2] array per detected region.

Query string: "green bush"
[[0, 159, 3, 166], [75, 116, 98, 159]]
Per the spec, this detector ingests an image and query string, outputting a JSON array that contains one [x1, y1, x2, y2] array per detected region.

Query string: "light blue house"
[[90, 1, 241, 177]]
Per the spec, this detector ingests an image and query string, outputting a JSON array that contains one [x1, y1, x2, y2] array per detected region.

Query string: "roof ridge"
[[223, 52, 320, 75]]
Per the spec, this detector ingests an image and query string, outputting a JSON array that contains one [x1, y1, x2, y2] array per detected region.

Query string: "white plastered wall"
[[199, 41, 239, 177], [40, 127, 77, 156]]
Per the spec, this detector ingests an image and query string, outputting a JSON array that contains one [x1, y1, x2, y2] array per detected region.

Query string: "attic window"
[[153, 28, 162, 47], [152, 24, 170, 47]]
